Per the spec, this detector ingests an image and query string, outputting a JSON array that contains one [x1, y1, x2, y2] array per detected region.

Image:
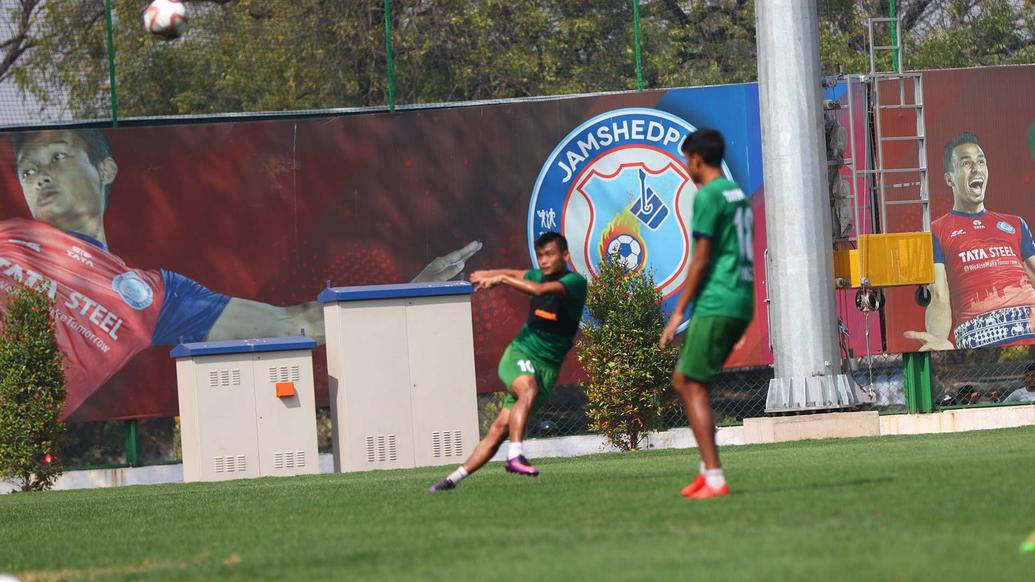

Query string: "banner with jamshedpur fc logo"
[[528, 108, 734, 327]]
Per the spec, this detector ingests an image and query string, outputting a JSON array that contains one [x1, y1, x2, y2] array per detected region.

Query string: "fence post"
[[103, 0, 119, 127], [124, 419, 138, 466], [632, 0, 643, 91], [889, 0, 899, 73], [384, 0, 396, 111], [903, 352, 933, 413]]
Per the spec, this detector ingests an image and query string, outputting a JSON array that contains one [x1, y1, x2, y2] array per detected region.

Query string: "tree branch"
[[900, 0, 937, 32], [660, 0, 690, 27], [0, 0, 41, 82]]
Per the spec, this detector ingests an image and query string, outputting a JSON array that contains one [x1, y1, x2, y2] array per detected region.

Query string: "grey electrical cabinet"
[[171, 336, 320, 483], [319, 282, 479, 473]]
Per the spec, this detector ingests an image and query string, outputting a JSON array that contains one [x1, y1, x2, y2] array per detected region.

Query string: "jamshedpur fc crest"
[[527, 107, 732, 321]]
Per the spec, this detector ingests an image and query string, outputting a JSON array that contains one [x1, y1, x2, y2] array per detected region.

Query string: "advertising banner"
[[884, 65, 1035, 354], [1, 81, 877, 421]]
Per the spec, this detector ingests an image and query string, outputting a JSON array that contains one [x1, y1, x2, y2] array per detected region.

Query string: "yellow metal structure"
[[833, 232, 934, 288]]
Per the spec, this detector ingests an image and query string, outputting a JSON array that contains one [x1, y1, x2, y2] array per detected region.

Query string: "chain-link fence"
[[58, 417, 177, 468], [0, 1, 659, 126], [54, 348, 1025, 468], [851, 352, 907, 412], [931, 346, 1035, 408], [476, 352, 911, 440], [3, 1, 1000, 128], [475, 366, 773, 440]]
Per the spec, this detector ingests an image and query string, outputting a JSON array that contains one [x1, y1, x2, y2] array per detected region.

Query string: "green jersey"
[[691, 177, 755, 321], [511, 269, 587, 366]]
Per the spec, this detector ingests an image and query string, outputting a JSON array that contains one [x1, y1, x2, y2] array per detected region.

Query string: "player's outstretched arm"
[[471, 271, 564, 296], [470, 268, 528, 280], [660, 238, 712, 347], [903, 264, 953, 351], [206, 298, 326, 344], [501, 275, 566, 297], [469, 269, 527, 288]]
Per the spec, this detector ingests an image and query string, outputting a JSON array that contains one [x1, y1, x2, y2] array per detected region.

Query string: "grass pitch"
[[1, 427, 1033, 581]]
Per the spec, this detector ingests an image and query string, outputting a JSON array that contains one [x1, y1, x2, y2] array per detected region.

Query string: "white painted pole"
[[755, 0, 859, 412]]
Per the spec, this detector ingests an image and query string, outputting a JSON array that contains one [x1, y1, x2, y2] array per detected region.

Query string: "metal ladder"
[[864, 16, 931, 235]]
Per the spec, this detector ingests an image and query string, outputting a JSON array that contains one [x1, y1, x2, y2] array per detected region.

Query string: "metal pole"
[[384, 0, 396, 111], [756, 0, 859, 412], [845, 75, 862, 239], [633, 0, 644, 91], [889, 0, 899, 73], [104, 0, 119, 127], [124, 419, 138, 466], [904, 351, 932, 413]]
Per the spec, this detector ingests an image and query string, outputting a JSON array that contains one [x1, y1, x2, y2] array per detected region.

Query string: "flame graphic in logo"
[[598, 205, 648, 273]]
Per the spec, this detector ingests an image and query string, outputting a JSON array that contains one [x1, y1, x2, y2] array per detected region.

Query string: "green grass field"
[[2, 427, 1034, 581]]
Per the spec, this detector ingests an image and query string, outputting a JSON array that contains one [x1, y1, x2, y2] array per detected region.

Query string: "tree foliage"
[[0, 284, 66, 492], [578, 254, 678, 451], [0, 0, 1032, 121]]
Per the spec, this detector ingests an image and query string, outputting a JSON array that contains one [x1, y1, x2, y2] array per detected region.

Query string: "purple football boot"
[[427, 476, 457, 493], [505, 455, 540, 476]]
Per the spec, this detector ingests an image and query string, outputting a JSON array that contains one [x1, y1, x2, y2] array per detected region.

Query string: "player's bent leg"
[[507, 375, 538, 443], [466, 408, 511, 473], [505, 375, 540, 476], [428, 409, 510, 493]]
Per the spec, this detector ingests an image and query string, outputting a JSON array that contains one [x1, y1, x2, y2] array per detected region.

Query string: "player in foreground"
[[660, 129, 755, 500], [428, 232, 587, 492]]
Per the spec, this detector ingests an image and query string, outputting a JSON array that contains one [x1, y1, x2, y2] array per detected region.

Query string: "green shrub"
[[0, 284, 66, 492], [578, 254, 678, 451]]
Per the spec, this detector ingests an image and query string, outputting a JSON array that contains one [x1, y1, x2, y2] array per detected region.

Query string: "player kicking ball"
[[660, 129, 755, 500], [429, 232, 587, 492]]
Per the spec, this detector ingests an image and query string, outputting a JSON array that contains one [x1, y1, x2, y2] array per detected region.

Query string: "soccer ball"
[[143, 0, 189, 40], [607, 234, 643, 270]]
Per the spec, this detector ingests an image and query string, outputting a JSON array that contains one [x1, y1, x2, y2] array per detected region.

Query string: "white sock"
[[447, 466, 468, 483], [508, 442, 523, 460], [698, 461, 706, 475], [704, 468, 726, 489]]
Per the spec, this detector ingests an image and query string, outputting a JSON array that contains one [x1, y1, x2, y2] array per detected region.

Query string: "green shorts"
[[677, 315, 750, 383], [499, 343, 560, 415]]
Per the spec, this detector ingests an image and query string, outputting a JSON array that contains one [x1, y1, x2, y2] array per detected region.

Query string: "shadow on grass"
[[738, 476, 894, 495]]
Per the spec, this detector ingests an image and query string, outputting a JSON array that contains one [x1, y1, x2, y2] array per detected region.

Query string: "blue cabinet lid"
[[170, 336, 317, 358], [317, 281, 473, 303]]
